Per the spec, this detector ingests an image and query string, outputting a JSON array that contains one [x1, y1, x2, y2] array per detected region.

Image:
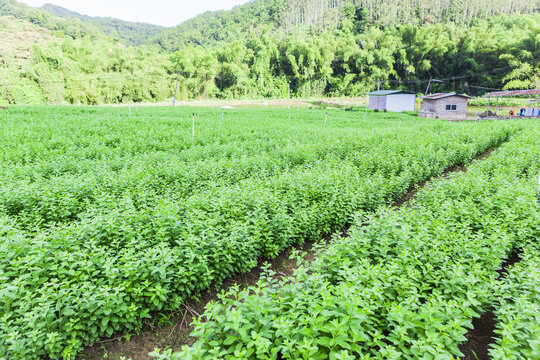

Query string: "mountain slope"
[[0, 0, 96, 39], [41, 3, 165, 46], [152, 0, 539, 50], [0, 15, 56, 60], [153, 0, 284, 51]]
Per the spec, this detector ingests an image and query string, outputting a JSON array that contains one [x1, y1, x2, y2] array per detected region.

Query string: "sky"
[[19, 0, 251, 27]]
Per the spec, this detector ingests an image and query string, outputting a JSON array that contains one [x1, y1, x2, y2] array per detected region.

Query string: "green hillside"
[[41, 3, 165, 46], [0, 1, 171, 106], [153, 0, 284, 50], [0, 0, 96, 38], [152, 0, 539, 50], [0, 0, 538, 105]]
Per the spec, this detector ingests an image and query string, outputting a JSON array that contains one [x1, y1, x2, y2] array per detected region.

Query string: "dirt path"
[[79, 143, 507, 360], [105, 97, 368, 108], [458, 251, 522, 360]]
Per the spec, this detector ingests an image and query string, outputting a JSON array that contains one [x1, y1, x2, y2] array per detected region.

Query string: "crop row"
[[490, 230, 540, 359], [0, 108, 523, 359], [178, 127, 539, 359], [1, 108, 513, 233]]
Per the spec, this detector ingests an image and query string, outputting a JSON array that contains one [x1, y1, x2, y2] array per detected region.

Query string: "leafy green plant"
[[179, 126, 539, 359], [0, 106, 525, 359]]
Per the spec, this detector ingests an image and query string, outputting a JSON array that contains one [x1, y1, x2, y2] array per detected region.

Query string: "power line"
[[384, 57, 539, 85], [470, 86, 505, 91]]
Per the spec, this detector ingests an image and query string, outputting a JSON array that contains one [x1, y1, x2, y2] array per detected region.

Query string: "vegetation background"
[[0, 0, 538, 105]]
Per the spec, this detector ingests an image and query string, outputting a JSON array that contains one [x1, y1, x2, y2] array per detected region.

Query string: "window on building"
[[445, 104, 457, 111]]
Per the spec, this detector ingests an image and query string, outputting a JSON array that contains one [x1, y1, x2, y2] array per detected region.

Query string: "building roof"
[[422, 93, 472, 100], [484, 89, 540, 97], [367, 90, 415, 96]]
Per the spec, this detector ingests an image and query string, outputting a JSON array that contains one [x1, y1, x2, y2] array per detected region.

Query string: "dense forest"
[[170, 13, 539, 99], [0, 0, 538, 104], [154, 0, 539, 49]]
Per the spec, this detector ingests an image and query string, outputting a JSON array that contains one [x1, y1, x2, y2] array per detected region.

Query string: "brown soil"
[[459, 250, 522, 360], [460, 309, 497, 360], [497, 251, 522, 280], [80, 240, 322, 360], [79, 141, 505, 360]]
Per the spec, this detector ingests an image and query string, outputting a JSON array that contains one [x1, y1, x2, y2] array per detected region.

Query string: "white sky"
[[19, 0, 251, 27]]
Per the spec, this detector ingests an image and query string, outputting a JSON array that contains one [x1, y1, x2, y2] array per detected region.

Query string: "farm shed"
[[419, 93, 471, 120], [367, 90, 416, 112], [484, 89, 540, 117]]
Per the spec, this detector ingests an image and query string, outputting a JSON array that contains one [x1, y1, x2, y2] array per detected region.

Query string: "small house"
[[367, 90, 416, 113], [419, 93, 471, 120]]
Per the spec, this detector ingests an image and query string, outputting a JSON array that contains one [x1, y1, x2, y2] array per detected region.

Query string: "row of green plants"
[[176, 125, 539, 359], [490, 228, 540, 359], [0, 107, 520, 359], [0, 107, 514, 234]]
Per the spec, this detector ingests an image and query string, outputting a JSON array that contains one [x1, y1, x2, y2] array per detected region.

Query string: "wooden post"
[[288, 83, 290, 100], [173, 69, 181, 106], [425, 77, 432, 95], [192, 113, 195, 142]]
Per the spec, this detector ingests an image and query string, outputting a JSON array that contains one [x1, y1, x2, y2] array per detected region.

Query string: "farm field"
[[178, 126, 540, 359], [0, 106, 532, 359]]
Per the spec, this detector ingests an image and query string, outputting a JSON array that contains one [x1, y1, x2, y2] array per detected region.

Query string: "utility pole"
[[173, 69, 181, 106], [425, 78, 443, 95]]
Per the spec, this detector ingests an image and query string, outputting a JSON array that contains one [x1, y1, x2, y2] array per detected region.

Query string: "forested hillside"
[[170, 12, 539, 99], [0, 0, 170, 105], [41, 3, 164, 46], [0, 0, 538, 105], [0, 0, 96, 38], [153, 0, 539, 50]]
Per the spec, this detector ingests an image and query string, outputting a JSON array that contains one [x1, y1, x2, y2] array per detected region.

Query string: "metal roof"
[[367, 90, 415, 96], [422, 93, 472, 100], [484, 89, 540, 97]]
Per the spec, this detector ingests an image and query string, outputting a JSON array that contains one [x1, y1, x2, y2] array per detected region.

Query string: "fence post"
[[173, 69, 181, 106], [324, 112, 328, 130], [192, 113, 195, 142]]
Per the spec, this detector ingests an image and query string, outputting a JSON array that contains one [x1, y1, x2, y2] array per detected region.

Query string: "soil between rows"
[[79, 143, 506, 360], [458, 250, 522, 360]]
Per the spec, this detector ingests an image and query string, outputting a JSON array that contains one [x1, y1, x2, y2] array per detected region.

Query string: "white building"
[[367, 90, 416, 113]]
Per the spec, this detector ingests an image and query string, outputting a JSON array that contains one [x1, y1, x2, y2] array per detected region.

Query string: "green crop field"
[[0, 106, 537, 360]]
